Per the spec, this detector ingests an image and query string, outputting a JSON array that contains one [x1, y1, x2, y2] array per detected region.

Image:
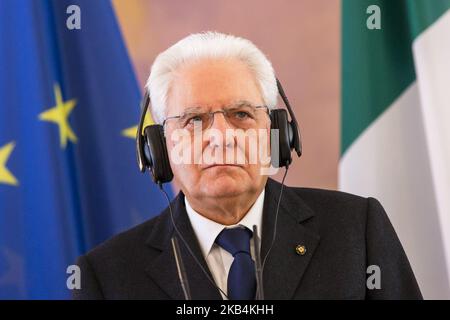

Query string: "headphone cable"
[[158, 183, 230, 300], [260, 166, 289, 279]]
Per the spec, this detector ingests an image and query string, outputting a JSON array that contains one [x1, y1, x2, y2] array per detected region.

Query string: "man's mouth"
[[202, 164, 243, 170]]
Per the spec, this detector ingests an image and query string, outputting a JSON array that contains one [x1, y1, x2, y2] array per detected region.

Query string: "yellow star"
[[39, 84, 78, 148], [121, 112, 154, 139], [0, 141, 18, 186]]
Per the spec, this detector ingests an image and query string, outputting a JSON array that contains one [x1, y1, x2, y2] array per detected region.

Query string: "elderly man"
[[73, 32, 422, 300]]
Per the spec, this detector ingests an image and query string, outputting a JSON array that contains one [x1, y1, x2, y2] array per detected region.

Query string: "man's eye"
[[191, 116, 203, 122], [185, 115, 203, 126], [234, 111, 252, 119]]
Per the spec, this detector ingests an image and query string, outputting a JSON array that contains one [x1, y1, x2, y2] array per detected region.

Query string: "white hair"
[[146, 31, 278, 124]]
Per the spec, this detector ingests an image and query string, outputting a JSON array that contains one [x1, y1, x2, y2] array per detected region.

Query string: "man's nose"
[[207, 112, 234, 148], [209, 111, 232, 131]]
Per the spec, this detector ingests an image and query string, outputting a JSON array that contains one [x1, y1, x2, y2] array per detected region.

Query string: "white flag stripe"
[[340, 82, 450, 299], [413, 10, 450, 286]]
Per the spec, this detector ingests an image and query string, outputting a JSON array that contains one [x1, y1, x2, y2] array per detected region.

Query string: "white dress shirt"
[[185, 190, 264, 300]]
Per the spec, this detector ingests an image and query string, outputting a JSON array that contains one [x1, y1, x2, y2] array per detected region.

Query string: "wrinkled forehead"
[[180, 100, 260, 114], [166, 58, 264, 116]]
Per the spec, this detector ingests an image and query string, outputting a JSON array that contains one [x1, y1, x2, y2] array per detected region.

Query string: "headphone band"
[[276, 78, 302, 157], [136, 90, 150, 172]]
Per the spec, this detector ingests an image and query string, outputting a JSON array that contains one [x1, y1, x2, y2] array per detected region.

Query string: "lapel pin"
[[295, 245, 306, 256]]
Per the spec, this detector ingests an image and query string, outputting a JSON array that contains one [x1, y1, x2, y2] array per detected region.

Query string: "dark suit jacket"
[[73, 178, 422, 299]]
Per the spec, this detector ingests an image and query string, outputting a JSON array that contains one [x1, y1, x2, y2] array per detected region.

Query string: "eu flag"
[[0, 0, 171, 299]]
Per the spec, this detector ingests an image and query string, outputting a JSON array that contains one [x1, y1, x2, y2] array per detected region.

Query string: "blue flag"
[[0, 0, 172, 299]]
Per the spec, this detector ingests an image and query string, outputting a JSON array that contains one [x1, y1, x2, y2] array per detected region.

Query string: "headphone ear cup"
[[143, 125, 174, 184], [270, 109, 293, 168]]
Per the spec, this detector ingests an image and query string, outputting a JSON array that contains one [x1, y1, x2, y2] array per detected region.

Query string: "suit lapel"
[[144, 192, 222, 300], [260, 179, 320, 299]]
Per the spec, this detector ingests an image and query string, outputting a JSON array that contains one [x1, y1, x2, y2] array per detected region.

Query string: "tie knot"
[[215, 227, 253, 257]]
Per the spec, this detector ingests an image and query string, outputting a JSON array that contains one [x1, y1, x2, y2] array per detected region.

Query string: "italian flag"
[[341, 0, 450, 299]]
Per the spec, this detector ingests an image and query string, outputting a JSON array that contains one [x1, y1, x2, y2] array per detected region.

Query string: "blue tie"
[[215, 227, 256, 300]]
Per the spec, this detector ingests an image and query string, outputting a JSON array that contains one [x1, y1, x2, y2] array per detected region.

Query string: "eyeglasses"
[[162, 103, 269, 132]]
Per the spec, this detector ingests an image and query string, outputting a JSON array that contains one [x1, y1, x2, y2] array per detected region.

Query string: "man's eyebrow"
[[182, 106, 206, 113], [228, 100, 256, 107], [182, 100, 256, 113]]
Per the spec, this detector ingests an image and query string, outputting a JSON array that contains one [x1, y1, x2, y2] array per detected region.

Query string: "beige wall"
[[113, 0, 340, 190]]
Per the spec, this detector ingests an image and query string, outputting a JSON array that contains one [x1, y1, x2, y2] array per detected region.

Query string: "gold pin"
[[295, 245, 306, 256]]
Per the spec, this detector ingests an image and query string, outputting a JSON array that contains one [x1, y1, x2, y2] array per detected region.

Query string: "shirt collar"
[[184, 189, 265, 258]]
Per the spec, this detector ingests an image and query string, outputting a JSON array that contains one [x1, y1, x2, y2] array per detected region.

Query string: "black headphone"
[[136, 78, 302, 185]]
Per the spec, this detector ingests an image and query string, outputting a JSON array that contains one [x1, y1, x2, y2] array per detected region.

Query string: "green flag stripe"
[[341, 0, 450, 154], [407, 0, 450, 40]]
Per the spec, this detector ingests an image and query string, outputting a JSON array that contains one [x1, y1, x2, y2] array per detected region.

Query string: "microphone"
[[252, 224, 264, 300], [171, 236, 192, 300]]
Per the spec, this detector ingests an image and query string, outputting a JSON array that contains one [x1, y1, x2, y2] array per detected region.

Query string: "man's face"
[[164, 58, 271, 200]]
